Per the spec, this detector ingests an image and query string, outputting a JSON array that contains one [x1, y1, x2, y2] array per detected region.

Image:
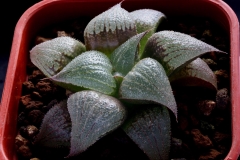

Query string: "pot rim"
[[0, 0, 239, 159]]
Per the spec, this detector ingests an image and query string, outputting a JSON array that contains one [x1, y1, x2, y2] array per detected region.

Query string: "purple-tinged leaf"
[[122, 105, 171, 160], [169, 58, 217, 90], [34, 100, 71, 149]]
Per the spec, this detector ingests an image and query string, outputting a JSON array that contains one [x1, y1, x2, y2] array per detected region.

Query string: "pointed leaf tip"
[[30, 36, 86, 77], [119, 58, 177, 118], [50, 50, 116, 95], [84, 2, 137, 56], [143, 31, 227, 76], [130, 9, 166, 57], [111, 31, 147, 76]]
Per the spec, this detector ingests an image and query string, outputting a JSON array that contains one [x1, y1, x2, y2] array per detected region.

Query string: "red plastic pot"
[[0, 0, 239, 159]]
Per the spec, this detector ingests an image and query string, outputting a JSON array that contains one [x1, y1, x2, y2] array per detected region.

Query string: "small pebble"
[[20, 125, 38, 140], [25, 101, 44, 111], [32, 70, 45, 80], [202, 58, 217, 71], [35, 36, 51, 45], [202, 29, 213, 38], [15, 134, 29, 148], [17, 145, 32, 158], [25, 125, 39, 139], [31, 91, 42, 100], [216, 88, 230, 111], [30, 158, 41, 160], [198, 149, 221, 160], [191, 129, 213, 149], [57, 30, 74, 37], [22, 81, 35, 93], [197, 100, 216, 116], [20, 95, 32, 106], [36, 80, 56, 95]]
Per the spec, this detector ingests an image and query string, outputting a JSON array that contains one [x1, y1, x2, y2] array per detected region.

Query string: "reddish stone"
[[198, 149, 221, 160], [20, 95, 32, 106], [190, 129, 213, 149]]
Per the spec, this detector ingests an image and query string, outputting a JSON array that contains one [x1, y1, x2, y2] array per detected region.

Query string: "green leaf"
[[50, 51, 116, 95], [67, 90, 127, 157], [169, 58, 217, 90], [142, 31, 226, 76], [34, 100, 71, 148], [119, 58, 177, 118], [84, 2, 137, 57], [110, 32, 147, 76], [130, 9, 166, 57], [30, 36, 86, 77], [122, 105, 171, 160]]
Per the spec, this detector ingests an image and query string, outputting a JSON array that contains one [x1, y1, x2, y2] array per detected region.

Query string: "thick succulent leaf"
[[30, 36, 86, 77], [122, 105, 171, 160], [142, 31, 226, 76], [169, 58, 217, 90], [84, 3, 137, 57], [110, 32, 147, 76], [67, 90, 127, 157], [130, 9, 166, 57], [119, 58, 177, 118], [50, 51, 116, 95], [34, 100, 71, 148]]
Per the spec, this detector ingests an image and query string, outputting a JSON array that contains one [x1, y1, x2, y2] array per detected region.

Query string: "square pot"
[[0, 0, 239, 159]]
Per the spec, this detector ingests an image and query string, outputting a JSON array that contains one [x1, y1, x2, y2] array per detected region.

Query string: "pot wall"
[[0, 0, 239, 159]]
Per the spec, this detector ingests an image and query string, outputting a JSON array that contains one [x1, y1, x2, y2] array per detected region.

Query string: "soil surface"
[[15, 16, 231, 160]]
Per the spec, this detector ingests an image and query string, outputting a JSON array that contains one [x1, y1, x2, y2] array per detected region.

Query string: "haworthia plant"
[[119, 58, 177, 118], [110, 31, 147, 77], [130, 9, 166, 57], [122, 105, 171, 160], [67, 90, 126, 157], [142, 31, 226, 76], [30, 36, 86, 77], [30, 2, 228, 159], [50, 51, 116, 95], [34, 100, 71, 148], [169, 58, 218, 90], [84, 3, 137, 57]]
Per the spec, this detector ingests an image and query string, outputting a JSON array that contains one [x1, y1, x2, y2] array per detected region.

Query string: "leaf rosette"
[[31, 2, 227, 160]]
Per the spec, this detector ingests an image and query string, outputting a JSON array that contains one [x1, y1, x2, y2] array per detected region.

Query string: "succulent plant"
[[30, 2, 226, 160]]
